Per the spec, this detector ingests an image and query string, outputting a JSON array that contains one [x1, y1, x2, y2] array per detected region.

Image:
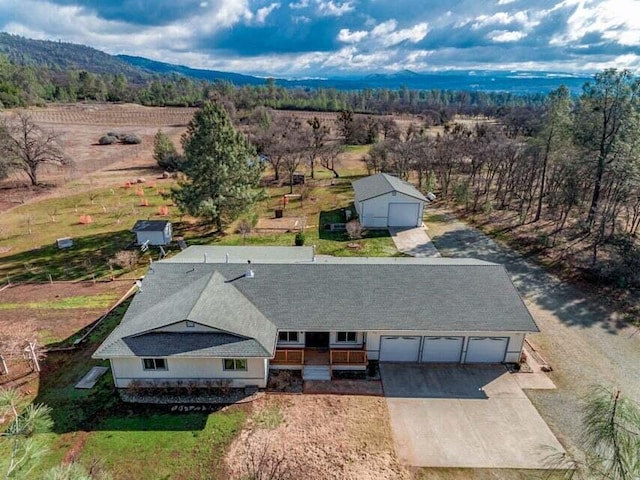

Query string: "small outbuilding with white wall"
[[352, 173, 429, 228], [131, 220, 173, 246]]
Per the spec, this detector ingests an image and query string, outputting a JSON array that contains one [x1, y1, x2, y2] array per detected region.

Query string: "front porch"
[[270, 347, 368, 377]]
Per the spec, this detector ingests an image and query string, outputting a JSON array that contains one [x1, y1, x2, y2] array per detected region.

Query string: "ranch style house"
[[93, 246, 539, 388]]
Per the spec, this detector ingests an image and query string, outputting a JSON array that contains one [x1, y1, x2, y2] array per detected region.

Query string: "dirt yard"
[[0, 280, 133, 389], [0, 103, 193, 211], [226, 394, 409, 480]]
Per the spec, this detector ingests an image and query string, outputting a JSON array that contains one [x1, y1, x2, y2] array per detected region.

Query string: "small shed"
[[131, 220, 172, 246], [352, 173, 428, 228]]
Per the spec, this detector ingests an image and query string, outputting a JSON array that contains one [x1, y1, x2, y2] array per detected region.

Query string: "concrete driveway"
[[381, 364, 565, 469], [425, 208, 640, 454], [389, 226, 440, 257]]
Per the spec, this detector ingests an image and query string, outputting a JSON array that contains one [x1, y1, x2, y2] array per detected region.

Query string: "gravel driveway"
[[425, 208, 640, 454]]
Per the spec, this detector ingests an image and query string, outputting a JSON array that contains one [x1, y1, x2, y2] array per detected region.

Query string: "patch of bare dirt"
[[226, 395, 408, 480], [0, 103, 191, 213]]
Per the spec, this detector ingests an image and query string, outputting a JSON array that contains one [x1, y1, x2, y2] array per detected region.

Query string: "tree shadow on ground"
[[32, 301, 215, 434]]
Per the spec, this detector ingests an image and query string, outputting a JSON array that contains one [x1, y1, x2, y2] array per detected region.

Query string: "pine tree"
[[171, 101, 264, 231], [152, 129, 179, 171]]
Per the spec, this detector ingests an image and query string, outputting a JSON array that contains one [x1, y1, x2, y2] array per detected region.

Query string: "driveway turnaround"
[[389, 226, 441, 257], [381, 364, 565, 469]]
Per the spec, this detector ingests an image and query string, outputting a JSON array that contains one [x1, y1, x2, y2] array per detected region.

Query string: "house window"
[[186, 321, 195, 328], [337, 332, 357, 343], [278, 331, 299, 343], [223, 359, 247, 371], [142, 358, 167, 370]]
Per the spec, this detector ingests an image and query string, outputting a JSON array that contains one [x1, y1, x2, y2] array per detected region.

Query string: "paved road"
[[425, 208, 640, 454], [381, 364, 565, 469], [389, 226, 441, 257]]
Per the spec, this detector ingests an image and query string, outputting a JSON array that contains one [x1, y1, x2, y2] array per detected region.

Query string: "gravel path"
[[425, 208, 640, 454]]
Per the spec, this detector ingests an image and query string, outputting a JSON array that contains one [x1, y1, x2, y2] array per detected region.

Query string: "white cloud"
[[551, 0, 640, 46], [371, 19, 397, 36], [487, 29, 527, 42], [337, 28, 368, 43], [288, 0, 309, 9], [369, 19, 428, 47], [472, 10, 539, 30], [316, 0, 354, 17], [255, 3, 280, 23], [383, 22, 428, 46], [497, 0, 518, 4]]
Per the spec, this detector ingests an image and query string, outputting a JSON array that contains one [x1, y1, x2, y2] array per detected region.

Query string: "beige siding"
[[365, 331, 525, 363], [110, 357, 268, 388]]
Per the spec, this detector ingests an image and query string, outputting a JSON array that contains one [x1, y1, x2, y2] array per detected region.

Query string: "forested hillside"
[[0, 32, 148, 80]]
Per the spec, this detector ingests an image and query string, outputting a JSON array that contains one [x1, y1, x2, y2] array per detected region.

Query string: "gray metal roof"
[[163, 245, 315, 264], [352, 173, 428, 202], [132, 220, 170, 232], [94, 259, 538, 359]]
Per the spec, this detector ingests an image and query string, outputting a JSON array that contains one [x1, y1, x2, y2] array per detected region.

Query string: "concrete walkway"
[[75, 366, 108, 389], [389, 226, 441, 257], [425, 207, 640, 456]]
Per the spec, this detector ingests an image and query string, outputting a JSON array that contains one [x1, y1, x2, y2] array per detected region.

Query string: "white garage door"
[[388, 202, 420, 227], [380, 336, 420, 362], [465, 337, 508, 363], [421, 336, 464, 363]]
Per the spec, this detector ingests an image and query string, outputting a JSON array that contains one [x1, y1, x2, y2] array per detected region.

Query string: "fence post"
[[28, 342, 40, 373], [0, 354, 7, 375]]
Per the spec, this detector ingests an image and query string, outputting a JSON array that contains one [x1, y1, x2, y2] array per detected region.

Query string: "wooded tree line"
[[360, 69, 640, 285], [0, 53, 544, 120]]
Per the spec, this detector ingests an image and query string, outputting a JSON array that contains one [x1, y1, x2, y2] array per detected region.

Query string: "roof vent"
[[135, 280, 143, 292], [203, 252, 208, 263], [245, 260, 254, 279], [312, 244, 316, 262], [225, 253, 230, 264]]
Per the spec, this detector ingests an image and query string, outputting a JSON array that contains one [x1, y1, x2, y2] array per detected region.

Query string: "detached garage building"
[[353, 173, 428, 228]]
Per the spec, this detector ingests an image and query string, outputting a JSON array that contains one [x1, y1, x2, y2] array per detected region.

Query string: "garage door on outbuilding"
[[353, 173, 430, 228], [388, 202, 421, 227], [380, 336, 420, 362], [465, 337, 508, 363], [421, 336, 463, 363]]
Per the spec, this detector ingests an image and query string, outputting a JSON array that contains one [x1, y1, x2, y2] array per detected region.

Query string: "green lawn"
[[0, 173, 395, 282], [1, 301, 248, 479], [0, 293, 118, 310]]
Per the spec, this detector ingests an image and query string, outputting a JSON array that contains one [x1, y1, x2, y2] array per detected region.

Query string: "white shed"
[[352, 173, 428, 228], [131, 220, 173, 246]]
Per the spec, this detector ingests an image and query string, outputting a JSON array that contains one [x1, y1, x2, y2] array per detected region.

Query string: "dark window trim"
[[142, 358, 168, 371], [223, 358, 248, 371], [336, 331, 358, 343]]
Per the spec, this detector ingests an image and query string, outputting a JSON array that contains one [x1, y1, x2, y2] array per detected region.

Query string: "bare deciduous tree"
[[1, 113, 72, 186]]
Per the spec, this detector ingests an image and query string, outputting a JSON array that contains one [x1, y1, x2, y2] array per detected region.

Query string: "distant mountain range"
[[0, 32, 593, 94]]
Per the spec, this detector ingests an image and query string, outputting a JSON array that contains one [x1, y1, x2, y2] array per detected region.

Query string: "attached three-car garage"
[[378, 335, 509, 364]]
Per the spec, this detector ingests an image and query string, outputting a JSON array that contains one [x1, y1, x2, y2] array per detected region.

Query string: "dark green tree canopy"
[[171, 101, 264, 230]]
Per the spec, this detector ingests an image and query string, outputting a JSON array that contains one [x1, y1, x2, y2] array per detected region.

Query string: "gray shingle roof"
[[352, 173, 428, 202], [120, 333, 270, 357], [132, 220, 170, 232], [94, 269, 277, 358], [94, 260, 538, 359]]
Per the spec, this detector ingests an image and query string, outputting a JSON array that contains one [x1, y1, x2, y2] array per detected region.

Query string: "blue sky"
[[0, 0, 638, 76]]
